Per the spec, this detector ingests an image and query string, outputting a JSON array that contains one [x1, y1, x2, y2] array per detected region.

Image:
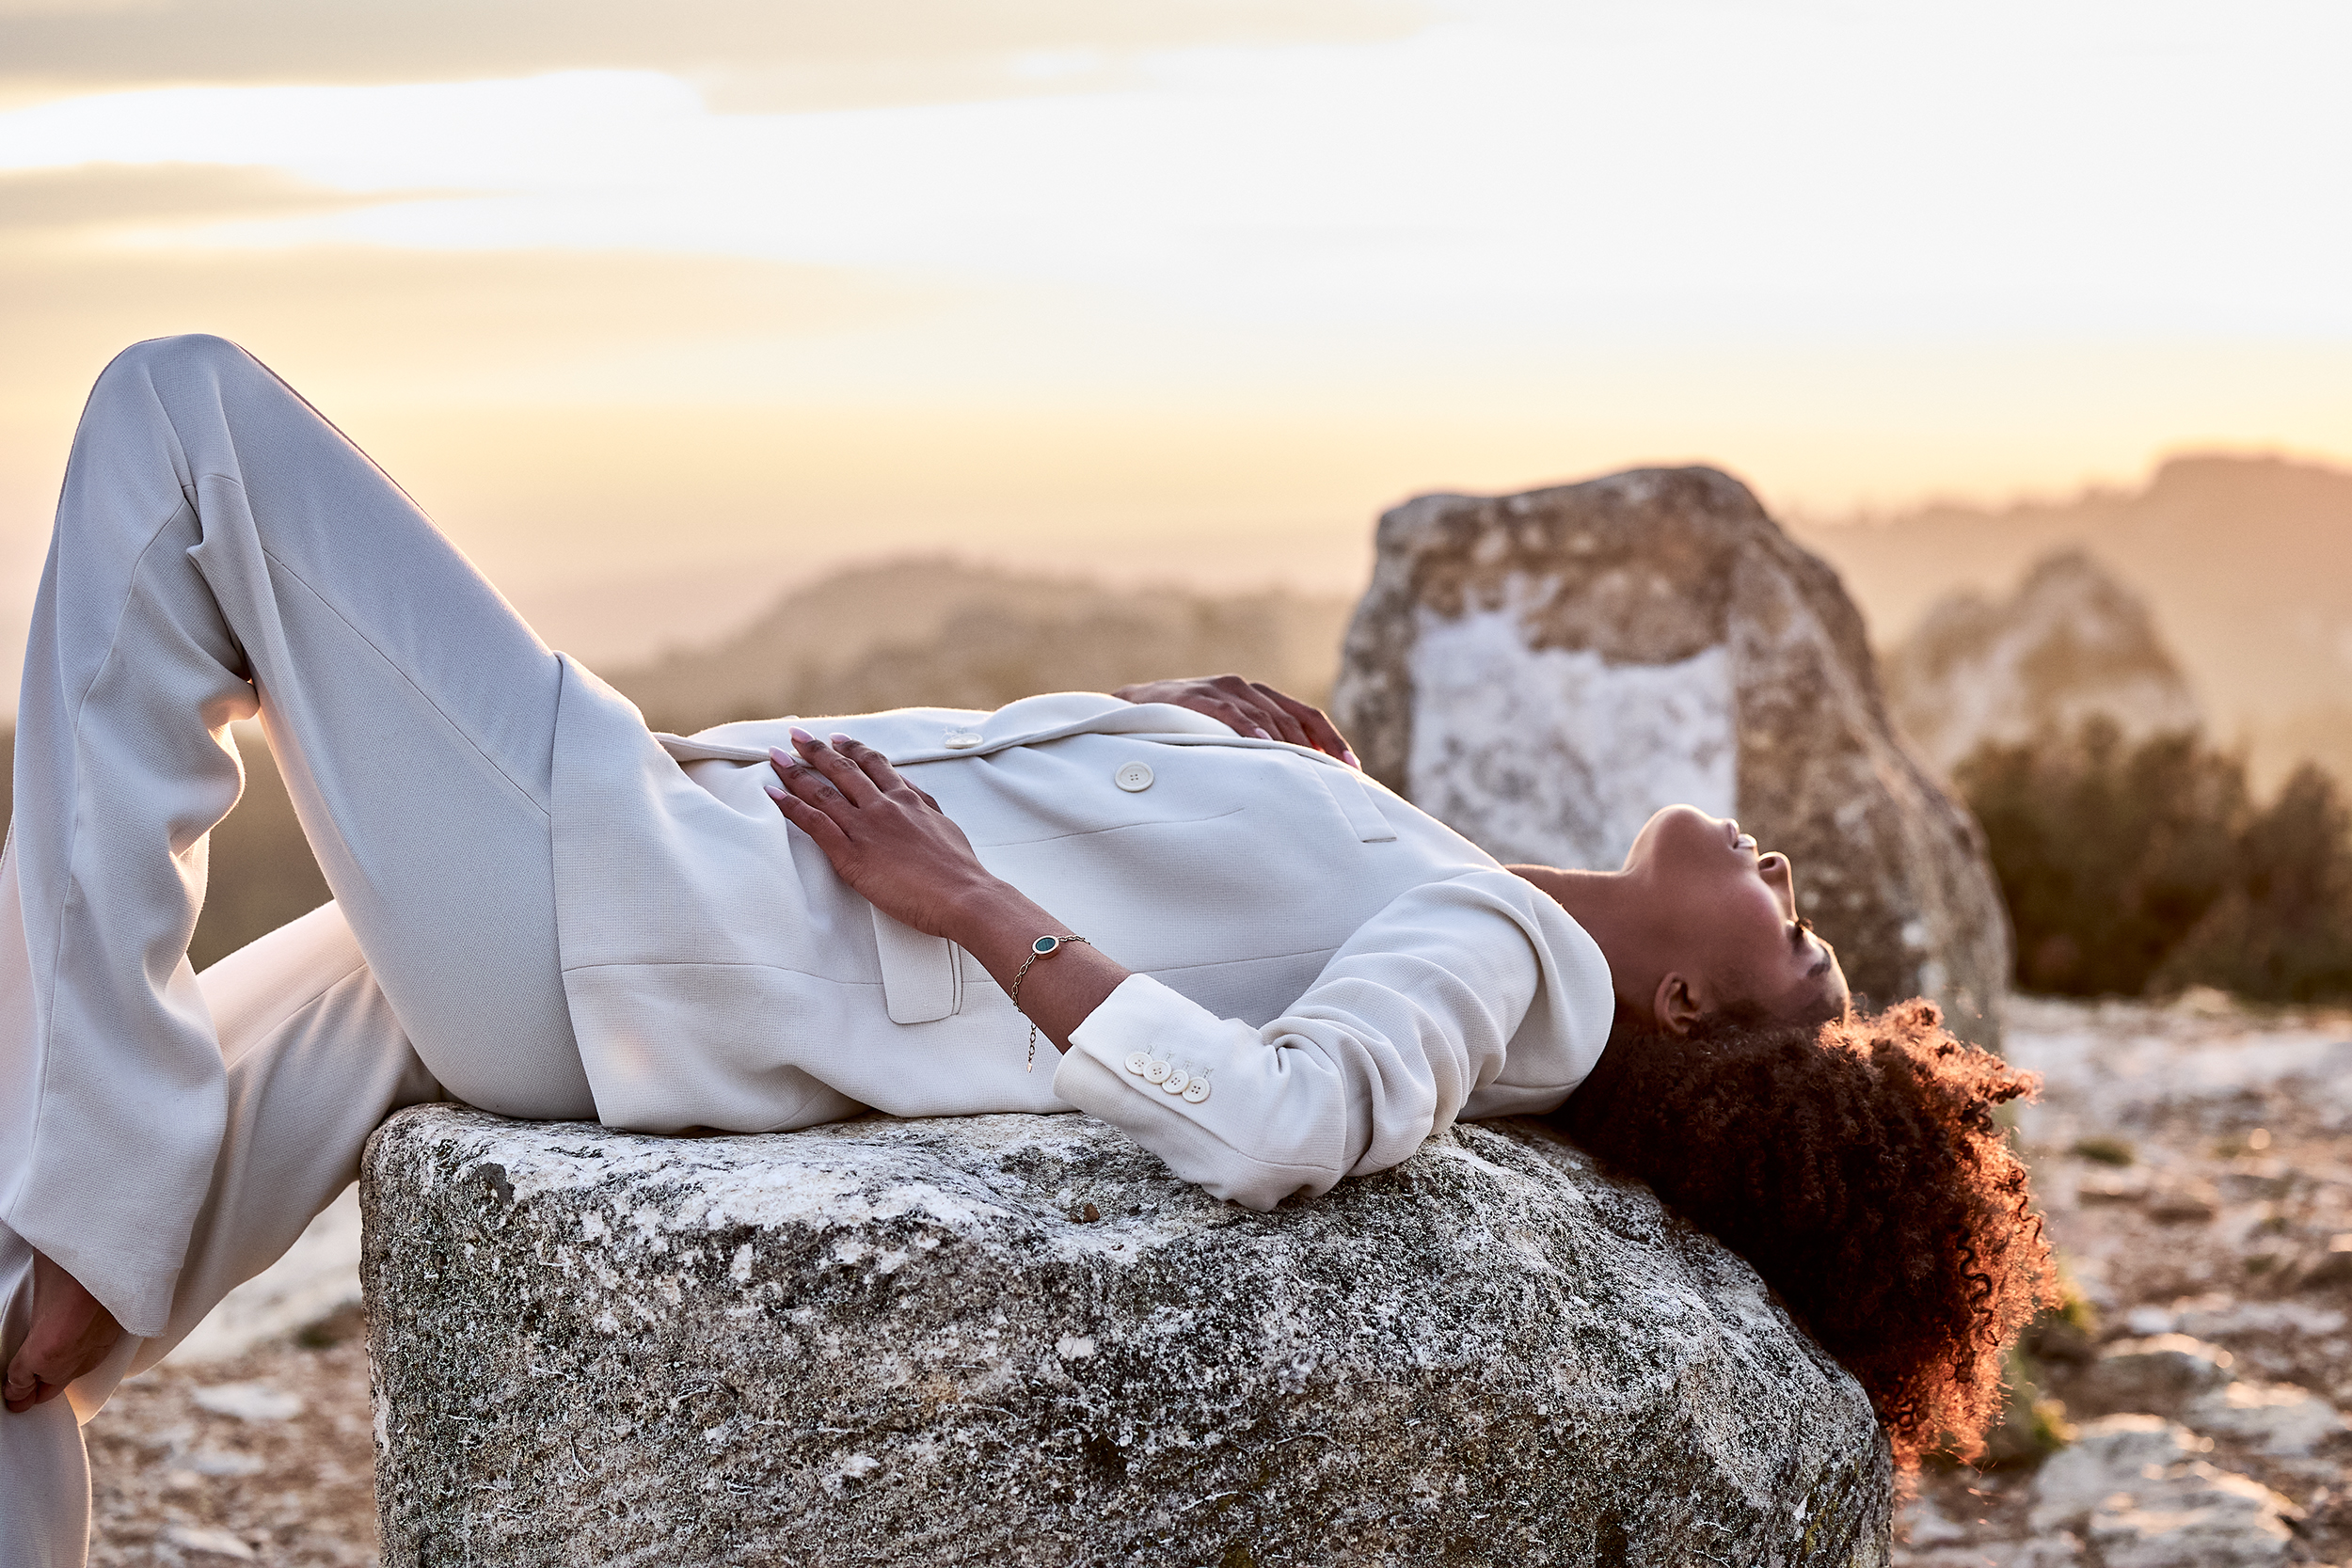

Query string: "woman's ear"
[[1652, 972, 1705, 1036]]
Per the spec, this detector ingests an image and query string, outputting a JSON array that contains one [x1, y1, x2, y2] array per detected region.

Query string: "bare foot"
[[4, 1251, 121, 1413]]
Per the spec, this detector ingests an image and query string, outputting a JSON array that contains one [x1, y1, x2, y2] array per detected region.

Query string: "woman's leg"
[[123, 902, 443, 1377], [2, 901, 442, 1568], [0, 1229, 88, 1568], [4, 333, 595, 1339]]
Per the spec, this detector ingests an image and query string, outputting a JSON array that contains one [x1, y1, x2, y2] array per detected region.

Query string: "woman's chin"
[[1622, 804, 1727, 872]]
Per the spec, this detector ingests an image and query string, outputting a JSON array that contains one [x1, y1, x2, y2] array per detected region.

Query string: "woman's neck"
[[1507, 863, 1650, 1008]]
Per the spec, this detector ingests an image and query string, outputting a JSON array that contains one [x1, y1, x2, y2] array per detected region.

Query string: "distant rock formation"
[[1330, 467, 2010, 1040], [362, 1103, 1894, 1566], [1792, 452, 2352, 793], [600, 558, 1351, 736], [1883, 549, 2202, 775]]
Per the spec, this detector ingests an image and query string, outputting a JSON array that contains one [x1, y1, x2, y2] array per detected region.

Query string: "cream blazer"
[[551, 661, 1615, 1211]]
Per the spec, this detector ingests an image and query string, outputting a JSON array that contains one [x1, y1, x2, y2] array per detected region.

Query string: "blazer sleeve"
[[1050, 868, 1613, 1210]]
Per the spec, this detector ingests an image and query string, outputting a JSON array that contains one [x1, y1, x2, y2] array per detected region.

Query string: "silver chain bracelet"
[[1010, 933, 1089, 1072]]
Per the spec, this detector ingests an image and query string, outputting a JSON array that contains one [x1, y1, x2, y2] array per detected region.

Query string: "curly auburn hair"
[[1550, 997, 2055, 1467]]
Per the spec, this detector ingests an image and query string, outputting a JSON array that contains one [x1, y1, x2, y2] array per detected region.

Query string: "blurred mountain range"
[[1795, 452, 2352, 791], [599, 557, 1352, 736]]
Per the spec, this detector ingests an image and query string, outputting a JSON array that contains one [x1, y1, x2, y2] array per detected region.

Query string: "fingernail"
[[828, 732, 853, 747], [1252, 727, 1273, 740], [788, 726, 816, 746], [769, 746, 800, 768], [1342, 749, 1360, 768], [763, 783, 787, 801]]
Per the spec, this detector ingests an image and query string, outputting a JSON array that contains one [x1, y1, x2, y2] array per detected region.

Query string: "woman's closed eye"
[[1791, 918, 1833, 980]]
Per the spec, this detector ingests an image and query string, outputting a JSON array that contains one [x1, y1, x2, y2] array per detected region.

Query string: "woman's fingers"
[[770, 747, 856, 832], [1119, 674, 1350, 756], [764, 762, 855, 854], [763, 729, 995, 940], [766, 783, 851, 852], [790, 728, 884, 804], [1245, 681, 1314, 748], [1, 1356, 36, 1410], [1203, 675, 1278, 740], [1259, 685, 1356, 764], [770, 746, 832, 799], [1197, 700, 1262, 739], [6, 1256, 120, 1412], [1209, 674, 1322, 751], [772, 735, 925, 812], [768, 736, 941, 854], [833, 736, 909, 799]]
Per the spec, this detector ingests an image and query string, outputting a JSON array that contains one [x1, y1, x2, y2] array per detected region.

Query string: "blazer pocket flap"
[[870, 905, 965, 1024], [1316, 764, 1398, 843]]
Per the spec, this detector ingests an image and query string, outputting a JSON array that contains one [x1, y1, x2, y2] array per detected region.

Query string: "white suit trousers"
[[1, 334, 613, 1564], [1, 903, 437, 1566]]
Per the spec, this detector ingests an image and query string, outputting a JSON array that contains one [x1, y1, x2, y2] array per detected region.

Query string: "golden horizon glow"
[[3, 0, 2349, 680]]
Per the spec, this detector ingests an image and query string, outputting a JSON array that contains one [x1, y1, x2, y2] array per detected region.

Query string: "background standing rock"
[[1331, 467, 2010, 1039]]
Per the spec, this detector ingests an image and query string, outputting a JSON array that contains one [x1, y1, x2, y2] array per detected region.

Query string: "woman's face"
[[1620, 805, 1850, 1022]]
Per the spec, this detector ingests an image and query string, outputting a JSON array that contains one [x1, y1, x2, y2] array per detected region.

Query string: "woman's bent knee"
[[102, 332, 252, 381], [78, 333, 269, 451]]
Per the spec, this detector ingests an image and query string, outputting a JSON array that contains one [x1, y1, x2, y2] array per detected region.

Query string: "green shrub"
[[1954, 721, 2352, 1003], [2156, 764, 2352, 1003], [1957, 719, 2242, 995]]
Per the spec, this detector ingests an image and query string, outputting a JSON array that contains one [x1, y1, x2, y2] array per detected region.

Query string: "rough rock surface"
[[1330, 467, 2010, 1038], [361, 1103, 1892, 1567], [1882, 549, 2202, 777]]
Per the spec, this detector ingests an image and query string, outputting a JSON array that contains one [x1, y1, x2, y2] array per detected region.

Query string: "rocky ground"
[[84, 1305, 377, 1566], [1899, 993, 2352, 1568], [79, 993, 2352, 1565]]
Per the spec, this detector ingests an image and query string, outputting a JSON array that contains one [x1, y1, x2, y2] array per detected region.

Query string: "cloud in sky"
[[0, 0, 1427, 108], [0, 236, 931, 383], [1, 0, 2349, 686], [4, 5, 2349, 341], [0, 161, 437, 234]]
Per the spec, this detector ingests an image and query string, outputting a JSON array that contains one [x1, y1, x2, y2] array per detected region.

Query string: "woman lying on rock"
[[0, 336, 2048, 1555]]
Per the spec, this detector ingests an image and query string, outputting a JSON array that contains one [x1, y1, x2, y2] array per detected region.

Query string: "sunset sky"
[[2, 0, 2347, 671]]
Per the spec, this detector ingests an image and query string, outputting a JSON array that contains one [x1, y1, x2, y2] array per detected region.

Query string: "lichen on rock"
[[363, 1103, 1893, 1566]]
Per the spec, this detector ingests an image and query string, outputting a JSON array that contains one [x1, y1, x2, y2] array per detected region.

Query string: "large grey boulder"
[[1330, 467, 2009, 1041], [362, 1103, 1892, 1567], [1882, 548, 2202, 777]]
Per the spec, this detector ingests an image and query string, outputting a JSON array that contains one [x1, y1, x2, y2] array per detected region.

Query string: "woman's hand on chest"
[[766, 728, 999, 940], [766, 729, 1129, 1055]]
